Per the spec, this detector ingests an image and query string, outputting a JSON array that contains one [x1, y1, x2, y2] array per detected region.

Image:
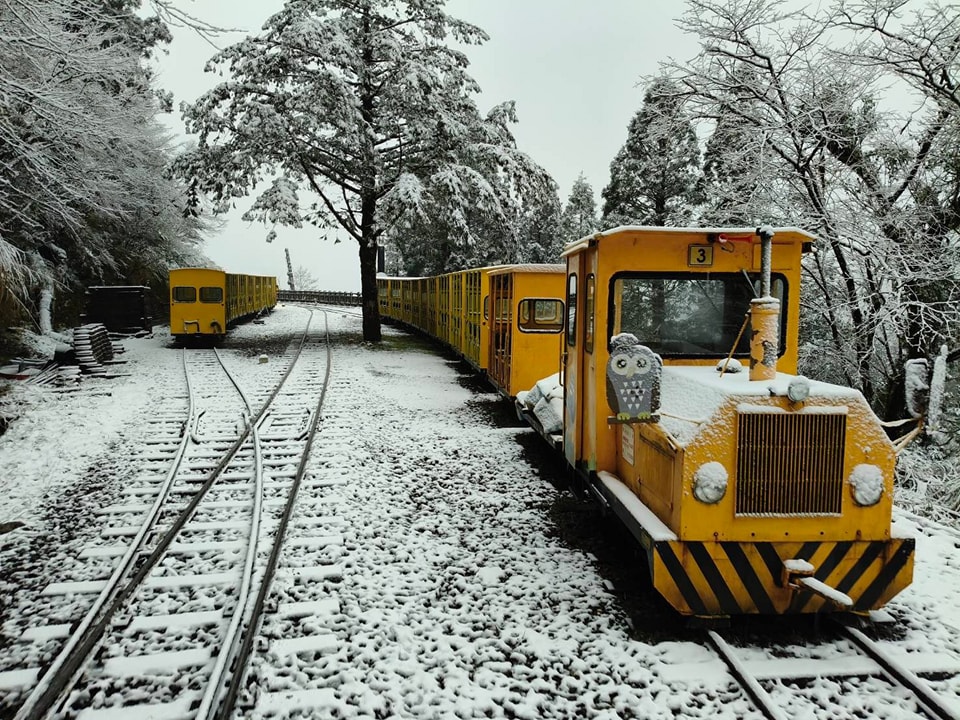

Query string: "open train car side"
[[377, 265, 563, 396], [487, 265, 566, 398]]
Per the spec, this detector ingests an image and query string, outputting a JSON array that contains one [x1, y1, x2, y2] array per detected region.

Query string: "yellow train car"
[[169, 268, 277, 341], [557, 226, 913, 617], [487, 265, 565, 397], [378, 268, 501, 373], [377, 264, 565, 395]]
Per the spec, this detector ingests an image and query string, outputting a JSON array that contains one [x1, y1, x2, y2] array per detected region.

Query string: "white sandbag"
[[534, 395, 563, 434], [523, 383, 544, 410], [534, 373, 560, 399]]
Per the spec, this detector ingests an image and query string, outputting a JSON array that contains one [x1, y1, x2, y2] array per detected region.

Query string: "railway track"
[[658, 623, 960, 719], [1, 311, 336, 720]]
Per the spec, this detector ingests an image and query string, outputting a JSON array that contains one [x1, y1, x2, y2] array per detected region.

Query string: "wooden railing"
[[278, 290, 362, 306]]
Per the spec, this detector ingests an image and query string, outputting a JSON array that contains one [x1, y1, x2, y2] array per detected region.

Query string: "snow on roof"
[[486, 264, 565, 275], [562, 225, 817, 256], [659, 365, 862, 446]]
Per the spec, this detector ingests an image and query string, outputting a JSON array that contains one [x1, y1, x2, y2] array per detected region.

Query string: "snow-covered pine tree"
[[177, 0, 552, 341], [385, 101, 557, 276], [517, 187, 563, 264], [0, 0, 203, 335], [601, 78, 703, 228], [560, 173, 599, 242], [699, 80, 781, 226]]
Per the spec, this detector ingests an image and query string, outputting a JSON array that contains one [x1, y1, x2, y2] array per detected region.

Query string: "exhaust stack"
[[749, 226, 780, 381]]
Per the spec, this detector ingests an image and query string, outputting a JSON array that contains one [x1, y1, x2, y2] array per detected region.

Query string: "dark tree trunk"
[[358, 239, 381, 342], [357, 8, 380, 343]]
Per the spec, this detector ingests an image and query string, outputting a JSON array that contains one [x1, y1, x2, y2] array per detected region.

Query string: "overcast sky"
[[154, 1, 697, 291]]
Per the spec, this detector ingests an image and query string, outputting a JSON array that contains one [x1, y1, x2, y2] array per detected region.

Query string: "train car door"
[[563, 254, 584, 469]]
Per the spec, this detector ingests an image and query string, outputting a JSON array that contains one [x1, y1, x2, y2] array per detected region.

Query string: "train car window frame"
[[483, 295, 489, 321], [200, 286, 224, 303], [517, 298, 564, 334], [585, 274, 596, 353], [172, 286, 196, 303], [566, 273, 578, 347], [606, 271, 789, 358]]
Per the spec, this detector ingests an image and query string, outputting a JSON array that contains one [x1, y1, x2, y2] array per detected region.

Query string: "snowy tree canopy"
[[560, 173, 599, 243], [176, 0, 554, 341], [601, 77, 704, 228], [0, 0, 207, 336], [662, 0, 960, 417]]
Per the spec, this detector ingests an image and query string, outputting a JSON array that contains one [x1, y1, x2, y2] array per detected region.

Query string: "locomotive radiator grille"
[[736, 411, 846, 516]]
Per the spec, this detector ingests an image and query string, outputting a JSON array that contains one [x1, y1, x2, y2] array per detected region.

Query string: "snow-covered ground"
[[2, 304, 960, 719]]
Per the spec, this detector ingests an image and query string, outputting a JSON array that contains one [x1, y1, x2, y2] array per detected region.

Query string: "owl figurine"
[[606, 333, 662, 422]]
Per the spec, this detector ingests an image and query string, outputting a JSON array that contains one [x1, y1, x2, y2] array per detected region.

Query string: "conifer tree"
[[177, 0, 549, 341], [601, 78, 703, 227], [560, 173, 599, 240]]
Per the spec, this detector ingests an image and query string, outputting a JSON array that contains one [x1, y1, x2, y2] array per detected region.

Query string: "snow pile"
[[849, 463, 884, 506], [692, 461, 728, 503], [658, 366, 863, 446]]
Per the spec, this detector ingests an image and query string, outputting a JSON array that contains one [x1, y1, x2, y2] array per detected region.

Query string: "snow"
[[659, 365, 861, 446], [783, 559, 814, 574], [596, 471, 678, 541], [795, 577, 853, 608], [2, 304, 960, 719], [850, 464, 885, 506], [692, 461, 728, 504]]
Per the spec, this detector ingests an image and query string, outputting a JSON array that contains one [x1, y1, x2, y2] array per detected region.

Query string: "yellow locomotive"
[[169, 268, 277, 341], [557, 225, 912, 617]]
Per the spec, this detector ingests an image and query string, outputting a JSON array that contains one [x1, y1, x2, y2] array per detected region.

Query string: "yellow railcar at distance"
[[169, 268, 278, 341]]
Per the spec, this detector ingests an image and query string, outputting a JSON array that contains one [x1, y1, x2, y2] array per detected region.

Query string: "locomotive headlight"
[[693, 462, 728, 504], [849, 464, 884, 506], [787, 376, 811, 403]]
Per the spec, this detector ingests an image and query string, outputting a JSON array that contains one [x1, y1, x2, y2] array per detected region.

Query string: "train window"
[[483, 295, 489, 320], [609, 272, 788, 357], [200, 286, 224, 303], [585, 275, 595, 353], [566, 274, 578, 347], [518, 299, 563, 333], [172, 286, 196, 303]]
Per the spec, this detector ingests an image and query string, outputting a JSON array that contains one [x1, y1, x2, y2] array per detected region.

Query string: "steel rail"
[[837, 625, 960, 720], [13, 348, 197, 720], [212, 311, 333, 720], [706, 630, 788, 720], [16, 319, 315, 720], [196, 312, 317, 718]]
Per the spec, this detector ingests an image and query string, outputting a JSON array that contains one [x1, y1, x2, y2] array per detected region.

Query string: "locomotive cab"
[[562, 227, 914, 616]]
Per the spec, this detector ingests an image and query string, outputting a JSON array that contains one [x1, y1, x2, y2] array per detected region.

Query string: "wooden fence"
[[278, 290, 362, 306]]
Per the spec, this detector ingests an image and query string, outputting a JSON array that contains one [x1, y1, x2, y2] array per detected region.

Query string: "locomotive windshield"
[[609, 272, 787, 357]]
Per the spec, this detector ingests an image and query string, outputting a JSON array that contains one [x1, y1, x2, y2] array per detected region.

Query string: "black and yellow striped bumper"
[[650, 538, 915, 616]]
